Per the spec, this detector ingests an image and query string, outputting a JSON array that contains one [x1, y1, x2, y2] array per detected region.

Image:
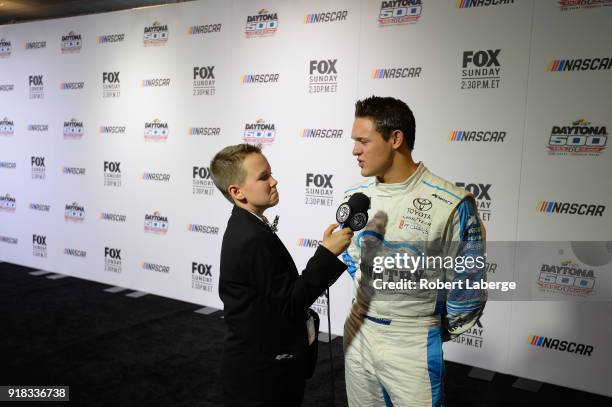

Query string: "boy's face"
[[235, 153, 279, 212]]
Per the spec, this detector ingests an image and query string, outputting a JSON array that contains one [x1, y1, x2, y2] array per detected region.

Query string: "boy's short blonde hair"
[[210, 144, 262, 203]]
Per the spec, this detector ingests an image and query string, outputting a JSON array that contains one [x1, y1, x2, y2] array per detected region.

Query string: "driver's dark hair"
[[355, 96, 416, 150]]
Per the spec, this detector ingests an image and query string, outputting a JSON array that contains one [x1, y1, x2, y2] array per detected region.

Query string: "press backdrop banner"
[[0, 0, 611, 397]]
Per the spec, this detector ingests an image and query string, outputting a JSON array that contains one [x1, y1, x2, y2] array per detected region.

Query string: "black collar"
[[231, 205, 272, 233]]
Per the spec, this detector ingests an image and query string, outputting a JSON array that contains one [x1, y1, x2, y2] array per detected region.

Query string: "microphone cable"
[[327, 193, 370, 405], [326, 288, 335, 406]]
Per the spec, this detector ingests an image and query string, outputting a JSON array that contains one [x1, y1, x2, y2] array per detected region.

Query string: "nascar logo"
[[537, 201, 605, 217], [528, 334, 594, 356]]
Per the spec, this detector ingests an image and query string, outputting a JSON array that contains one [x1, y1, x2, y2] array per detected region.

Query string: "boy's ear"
[[228, 184, 245, 202]]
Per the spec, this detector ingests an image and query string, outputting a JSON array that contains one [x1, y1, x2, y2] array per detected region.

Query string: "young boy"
[[210, 144, 353, 406]]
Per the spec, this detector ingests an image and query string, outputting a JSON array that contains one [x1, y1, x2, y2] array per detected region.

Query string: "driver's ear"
[[390, 130, 404, 150]]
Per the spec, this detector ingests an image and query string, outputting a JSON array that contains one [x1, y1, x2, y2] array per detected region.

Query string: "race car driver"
[[342, 96, 487, 407]]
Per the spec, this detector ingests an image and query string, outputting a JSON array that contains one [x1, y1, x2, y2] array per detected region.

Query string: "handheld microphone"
[[327, 192, 370, 403], [329, 193, 370, 405], [336, 192, 370, 231]]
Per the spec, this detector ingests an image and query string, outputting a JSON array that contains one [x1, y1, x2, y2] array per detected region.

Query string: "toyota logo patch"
[[413, 198, 432, 211]]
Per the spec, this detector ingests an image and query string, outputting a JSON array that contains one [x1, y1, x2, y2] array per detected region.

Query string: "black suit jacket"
[[219, 205, 346, 406]]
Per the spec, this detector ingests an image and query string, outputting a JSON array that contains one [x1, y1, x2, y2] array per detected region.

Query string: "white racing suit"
[[342, 163, 487, 407]]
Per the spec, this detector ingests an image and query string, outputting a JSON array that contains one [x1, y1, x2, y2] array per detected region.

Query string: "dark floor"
[[0, 262, 610, 407]]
